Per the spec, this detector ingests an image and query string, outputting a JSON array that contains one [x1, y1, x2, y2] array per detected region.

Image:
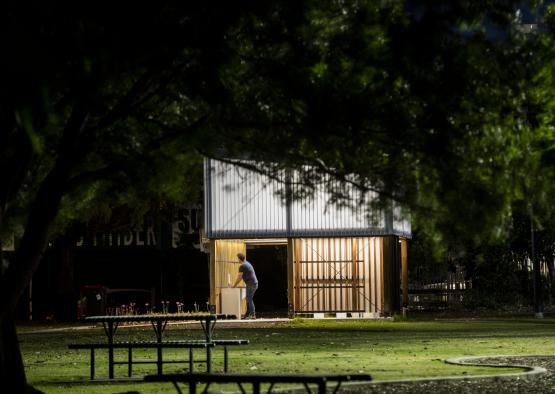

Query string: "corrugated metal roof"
[[204, 158, 411, 238]]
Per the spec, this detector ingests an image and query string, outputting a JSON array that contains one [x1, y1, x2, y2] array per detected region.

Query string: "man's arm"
[[232, 272, 243, 287]]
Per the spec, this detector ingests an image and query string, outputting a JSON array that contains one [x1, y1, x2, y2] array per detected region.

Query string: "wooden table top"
[[84, 313, 234, 322]]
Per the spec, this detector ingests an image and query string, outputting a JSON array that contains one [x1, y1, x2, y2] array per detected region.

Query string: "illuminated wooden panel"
[[292, 237, 383, 314], [213, 240, 246, 313], [363, 237, 382, 314]]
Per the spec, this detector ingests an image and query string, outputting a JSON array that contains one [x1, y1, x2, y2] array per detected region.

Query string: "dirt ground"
[[340, 356, 555, 394]]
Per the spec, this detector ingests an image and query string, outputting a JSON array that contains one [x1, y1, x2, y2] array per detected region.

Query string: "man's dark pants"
[[246, 284, 258, 317]]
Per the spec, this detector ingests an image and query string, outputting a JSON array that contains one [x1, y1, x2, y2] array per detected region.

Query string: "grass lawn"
[[19, 315, 555, 393]]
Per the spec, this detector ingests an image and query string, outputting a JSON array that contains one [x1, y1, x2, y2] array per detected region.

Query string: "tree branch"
[[65, 115, 209, 193], [83, 63, 166, 135]]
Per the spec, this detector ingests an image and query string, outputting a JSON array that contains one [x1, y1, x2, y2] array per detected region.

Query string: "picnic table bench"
[[68, 340, 215, 380], [68, 314, 248, 379], [144, 372, 373, 394]]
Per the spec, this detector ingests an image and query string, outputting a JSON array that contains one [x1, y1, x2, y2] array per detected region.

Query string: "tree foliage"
[[2, 1, 555, 391]]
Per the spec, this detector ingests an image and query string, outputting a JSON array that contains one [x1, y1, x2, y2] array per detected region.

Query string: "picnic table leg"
[[157, 346, 163, 375], [156, 320, 163, 375], [108, 347, 113, 378], [128, 346, 132, 377], [104, 321, 116, 379], [237, 383, 248, 394], [172, 381, 184, 394], [224, 346, 228, 372], [332, 381, 343, 394], [206, 346, 212, 373], [200, 317, 216, 340], [90, 348, 95, 380], [252, 382, 261, 394], [189, 347, 194, 372], [202, 317, 214, 373]]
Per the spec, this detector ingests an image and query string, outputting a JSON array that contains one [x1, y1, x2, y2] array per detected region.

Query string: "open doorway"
[[246, 242, 288, 317]]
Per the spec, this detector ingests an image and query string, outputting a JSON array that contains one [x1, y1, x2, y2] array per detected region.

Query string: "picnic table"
[[69, 313, 244, 379], [145, 372, 373, 394]]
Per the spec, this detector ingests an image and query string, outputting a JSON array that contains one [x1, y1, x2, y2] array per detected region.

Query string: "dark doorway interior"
[[246, 244, 288, 317]]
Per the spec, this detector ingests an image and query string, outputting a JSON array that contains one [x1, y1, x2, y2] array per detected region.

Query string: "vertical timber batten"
[[287, 237, 294, 317], [380, 237, 384, 312], [401, 238, 408, 307], [209, 240, 216, 310], [373, 238, 378, 314]]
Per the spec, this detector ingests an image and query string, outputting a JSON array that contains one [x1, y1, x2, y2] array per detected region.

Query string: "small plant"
[[392, 311, 411, 322]]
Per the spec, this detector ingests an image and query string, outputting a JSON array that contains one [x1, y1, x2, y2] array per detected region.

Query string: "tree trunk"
[[0, 312, 25, 389], [0, 177, 67, 390], [54, 237, 76, 321], [0, 100, 88, 390], [0, 312, 45, 393]]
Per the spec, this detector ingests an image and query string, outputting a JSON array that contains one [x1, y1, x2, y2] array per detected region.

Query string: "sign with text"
[[75, 208, 202, 250]]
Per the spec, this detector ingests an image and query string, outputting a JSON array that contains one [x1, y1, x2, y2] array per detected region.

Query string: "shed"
[[203, 158, 411, 317]]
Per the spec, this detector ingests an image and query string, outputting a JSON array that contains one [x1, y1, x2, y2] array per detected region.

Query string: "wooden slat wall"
[[360, 237, 382, 314], [214, 240, 246, 313], [292, 237, 384, 314]]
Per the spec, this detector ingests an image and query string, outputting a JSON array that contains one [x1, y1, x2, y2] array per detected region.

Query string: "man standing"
[[232, 252, 258, 319]]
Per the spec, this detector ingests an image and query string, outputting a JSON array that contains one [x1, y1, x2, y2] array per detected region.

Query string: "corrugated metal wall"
[[205, 159, 287, 238], [392, 204, 411, 237], [205, 159, 411, 238], [289, 171, 385, 236]]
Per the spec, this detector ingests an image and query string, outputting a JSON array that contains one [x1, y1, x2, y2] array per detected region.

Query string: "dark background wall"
[[16, 208, 209, 322], [246, 244, 288, 316]]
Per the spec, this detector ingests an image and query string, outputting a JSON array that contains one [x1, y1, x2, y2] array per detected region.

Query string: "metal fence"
[[408, 269, 472, 310]]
